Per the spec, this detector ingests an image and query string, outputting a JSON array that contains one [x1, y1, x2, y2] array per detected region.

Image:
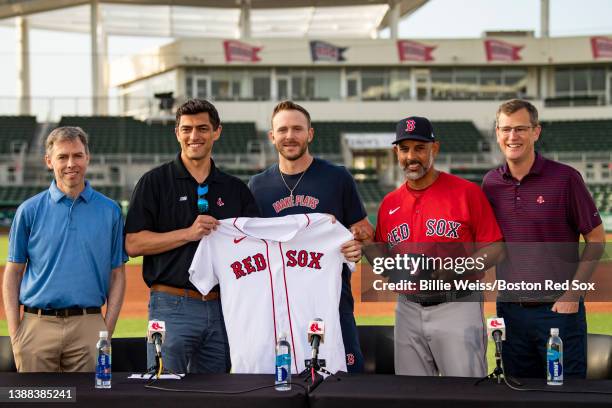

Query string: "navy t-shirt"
[[248, 158, 367, 312]]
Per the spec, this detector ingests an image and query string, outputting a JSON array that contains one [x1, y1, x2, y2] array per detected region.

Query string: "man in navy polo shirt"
[[482, 99, 606, 379], [3, 126, 127, 372], [249, 100, 373, 373]]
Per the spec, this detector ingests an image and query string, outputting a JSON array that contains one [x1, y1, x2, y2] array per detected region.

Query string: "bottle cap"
[[99, 330, 109, 338], [550, 328, 559, 336]]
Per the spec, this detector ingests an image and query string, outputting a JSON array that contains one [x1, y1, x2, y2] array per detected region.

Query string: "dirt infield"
[[1, 264, 611, 319]]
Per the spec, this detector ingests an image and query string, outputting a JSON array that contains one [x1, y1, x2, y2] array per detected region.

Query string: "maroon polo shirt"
[[482, 153, 602, 286]]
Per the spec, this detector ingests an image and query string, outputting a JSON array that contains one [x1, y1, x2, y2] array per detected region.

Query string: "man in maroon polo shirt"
[[482, 99, 606, 379]]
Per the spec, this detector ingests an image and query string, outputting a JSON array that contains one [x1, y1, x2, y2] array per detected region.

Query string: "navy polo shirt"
[[482, 153, 602, 283], [125, 154, 259, 290], [8, 181, 127, 309]]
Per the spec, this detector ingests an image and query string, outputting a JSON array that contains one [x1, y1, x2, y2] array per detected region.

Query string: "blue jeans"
[[497, 301, 587, 379], [147, 291, 230, 374]]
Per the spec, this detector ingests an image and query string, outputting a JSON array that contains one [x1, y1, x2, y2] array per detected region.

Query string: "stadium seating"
[[216, 122, 258, 154], [589, 184, 612, 213], [57, 117, 257, 155], [356, 181, 390, 204], [311, 121, 484, 154], [0, 185, 124, 205], [349, 168, 378, 181], [450, 168, 491, 184], [539, 120, 612, 152], [0, 116, 37, 154], [219, 167, 261, 184]]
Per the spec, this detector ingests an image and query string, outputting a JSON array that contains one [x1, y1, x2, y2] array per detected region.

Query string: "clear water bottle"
[[275, 332, 291, 391], [95, 331, 112, 389], [546, 327, 563, 385]]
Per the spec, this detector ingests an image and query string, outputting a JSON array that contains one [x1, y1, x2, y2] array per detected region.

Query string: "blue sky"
[[0, 0, 611, 102]]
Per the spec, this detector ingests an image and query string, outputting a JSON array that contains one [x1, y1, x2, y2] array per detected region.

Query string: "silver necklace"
[[279, 162, 311, 201]]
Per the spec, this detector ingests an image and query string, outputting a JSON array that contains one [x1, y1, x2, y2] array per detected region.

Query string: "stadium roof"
[[0, 0, 428, 38]]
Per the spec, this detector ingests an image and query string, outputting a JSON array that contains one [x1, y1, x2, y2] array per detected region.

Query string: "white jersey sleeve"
[[189, 232, 218, 296]]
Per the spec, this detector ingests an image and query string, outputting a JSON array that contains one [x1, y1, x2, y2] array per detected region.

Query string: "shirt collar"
[[500, 152, 545, 180], [49, 180, 93, 203], [234, 214, 310, 242], [172, 153, 222, 184]]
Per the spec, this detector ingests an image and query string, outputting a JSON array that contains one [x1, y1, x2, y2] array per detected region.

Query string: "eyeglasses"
[[497, 125, 536, 136], [197, 184, 209, 214]]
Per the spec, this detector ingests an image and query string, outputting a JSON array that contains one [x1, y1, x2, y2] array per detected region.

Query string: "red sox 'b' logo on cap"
[[310, 322, 322, 333], [152, 322, 162, 330], [490, 320, 502, 327], [405, 119, 416, 132]]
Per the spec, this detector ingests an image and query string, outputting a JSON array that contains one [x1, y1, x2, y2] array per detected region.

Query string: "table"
[[2, 372, 611, 408], [309, 373, 612, 408], [0, 372, 307, 408]]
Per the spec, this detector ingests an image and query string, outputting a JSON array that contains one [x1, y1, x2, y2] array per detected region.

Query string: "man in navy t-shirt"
[[249, 101, 374, 373]]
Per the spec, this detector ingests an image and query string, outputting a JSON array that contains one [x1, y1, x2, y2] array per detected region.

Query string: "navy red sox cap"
[[393, 116, 435, 144]]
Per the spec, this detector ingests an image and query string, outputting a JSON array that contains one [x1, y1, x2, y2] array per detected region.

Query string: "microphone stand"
[[141, 338, 181, 380], [300, 346, 330, 392], [475, 342, 521, 387]]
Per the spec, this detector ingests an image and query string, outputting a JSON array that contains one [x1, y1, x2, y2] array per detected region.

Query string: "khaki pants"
[[11, 311, 107, 372]]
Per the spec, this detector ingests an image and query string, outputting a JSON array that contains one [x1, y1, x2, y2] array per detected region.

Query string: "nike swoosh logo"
[[389, 207, 400, 215], [233, 236, 247, 244]]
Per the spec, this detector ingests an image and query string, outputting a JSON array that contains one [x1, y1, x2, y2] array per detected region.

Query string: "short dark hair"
[[271, 100, 311, 128], [175, 99, 220, 130], [496, 99, 539, 126]]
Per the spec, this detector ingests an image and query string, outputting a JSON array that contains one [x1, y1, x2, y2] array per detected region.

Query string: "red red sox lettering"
[[230, 250, 324, 279], [387, 223, 410, 246], [425, 218, 461, 239]]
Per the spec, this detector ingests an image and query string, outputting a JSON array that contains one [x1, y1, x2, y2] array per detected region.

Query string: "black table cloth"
[[1, 372, 611, 408], [309, 373, 612, 408]]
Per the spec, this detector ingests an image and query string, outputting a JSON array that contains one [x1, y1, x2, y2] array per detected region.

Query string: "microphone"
[[486, 317, 506, 356], [307, 318, 325, 361], [147, 320, 166, 357]]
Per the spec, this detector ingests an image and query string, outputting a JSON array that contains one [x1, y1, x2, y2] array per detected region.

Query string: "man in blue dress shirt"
[[2, 126, 127, 372]]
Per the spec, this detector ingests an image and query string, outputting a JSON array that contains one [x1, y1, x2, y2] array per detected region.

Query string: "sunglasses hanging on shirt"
[[197, 184, 209, 214]]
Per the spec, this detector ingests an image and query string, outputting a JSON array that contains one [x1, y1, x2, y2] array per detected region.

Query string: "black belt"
[[403, 290, 474, 307], [24, 306, 102, 317]]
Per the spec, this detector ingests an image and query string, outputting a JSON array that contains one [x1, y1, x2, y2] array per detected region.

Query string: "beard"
[[402, 152, 434, 181], [277, 141, 309, 161]]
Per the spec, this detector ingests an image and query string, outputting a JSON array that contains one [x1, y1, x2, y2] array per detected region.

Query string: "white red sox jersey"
[[188, 213, 353, 374]]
